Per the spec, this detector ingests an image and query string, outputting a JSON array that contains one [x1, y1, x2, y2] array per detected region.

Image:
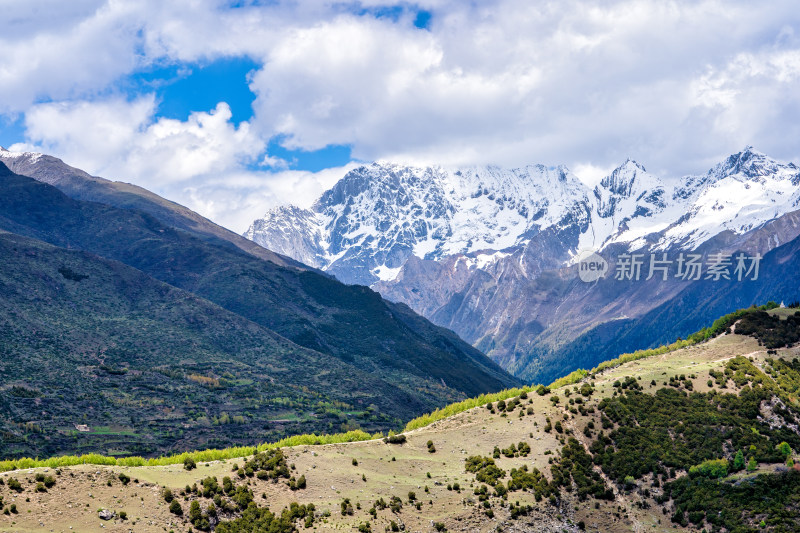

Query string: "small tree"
[[732, 449, 745, 471], [169, 500, 183, 516], [189, 500, 203, 525], [746, 457, 757, 472], [777, 442, 792, 458]]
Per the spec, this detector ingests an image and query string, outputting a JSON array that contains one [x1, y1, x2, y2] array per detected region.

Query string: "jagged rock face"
[[246, 162, 593, 285], [245, 147, 800, 375], [243, 205, 326, 269]]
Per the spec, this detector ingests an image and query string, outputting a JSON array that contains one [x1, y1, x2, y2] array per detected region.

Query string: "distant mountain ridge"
[[245, 147, 800, 380], [246, 147, 800, 286]]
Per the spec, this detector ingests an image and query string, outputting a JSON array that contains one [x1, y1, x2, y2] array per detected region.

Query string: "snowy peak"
[[598, 159, 648, 197], [243, 205, 325, 269], [594, 159, 666, 219], [244, 149, 800, 284], [660, 147, 800, 248], [714, 146, 799, 183], [0, 146, 44, 166], [245, 161, 596, 284]]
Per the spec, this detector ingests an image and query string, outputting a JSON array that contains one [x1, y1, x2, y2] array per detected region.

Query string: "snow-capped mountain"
[[246, 147, 800, 284], [246, 163, 595, 285], [245, 147, 800, 379]]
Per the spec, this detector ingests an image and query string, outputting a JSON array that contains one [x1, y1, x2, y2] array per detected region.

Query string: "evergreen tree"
[[732, 449, 745, 471]]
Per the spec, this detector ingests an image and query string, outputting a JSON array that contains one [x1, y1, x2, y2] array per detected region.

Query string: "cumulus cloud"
[[241, 0, 800, 176], [13, 98, 262, 184], [3, 0, 800, 231], [178, 162, 359, 231], [10, 95, 353, 232]]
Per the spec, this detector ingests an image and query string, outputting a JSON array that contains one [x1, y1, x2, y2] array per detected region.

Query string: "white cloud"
[[13, 98, 263, 184], [156, 163, 359, 233], [9, 95, 356, 232], [242, 0, 800, 175]]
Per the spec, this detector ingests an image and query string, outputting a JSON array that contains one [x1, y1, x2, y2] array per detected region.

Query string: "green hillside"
[[0, 230, 415, 458], [0, 162, 519, 459]]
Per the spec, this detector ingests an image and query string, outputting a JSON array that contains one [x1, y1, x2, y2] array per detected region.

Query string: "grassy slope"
[[3, 313, 798, 532]]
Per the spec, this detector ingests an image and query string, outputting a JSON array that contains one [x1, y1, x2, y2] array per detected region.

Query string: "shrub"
[[689, 459, 728, 479], [163, 488, 174, 502], [384, 434, 406, 445], [465, 456, 506, 486], [189, 500, 202, 523], [7, 478, 22, 492], [169, 500, 183, 516], [340, 498, 354, 516], [732, 450, 745, 471], [389, 495, 403, 513], [184, 457, 197, 470], [117, 473, 130, 485]]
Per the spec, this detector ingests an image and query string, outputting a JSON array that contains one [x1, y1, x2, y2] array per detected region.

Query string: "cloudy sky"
[[2, 0, 799, 232]]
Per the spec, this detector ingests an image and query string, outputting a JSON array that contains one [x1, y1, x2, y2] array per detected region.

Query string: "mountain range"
[[245, 147, 800, 382], [0, 149, 518, 459]]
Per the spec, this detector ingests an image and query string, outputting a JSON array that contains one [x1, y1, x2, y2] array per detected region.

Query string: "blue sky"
[[120, 56, 355, 171], [1, 1, 799, 231]]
